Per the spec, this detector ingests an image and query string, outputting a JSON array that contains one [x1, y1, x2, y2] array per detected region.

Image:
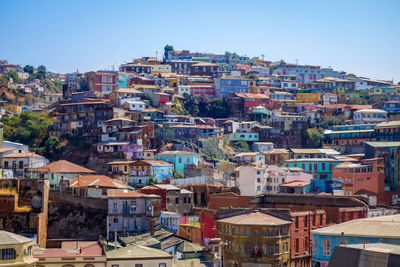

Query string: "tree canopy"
[[164, 45, 174, 60], [0, 111, 63, 159], [23, 65, 34, 74]]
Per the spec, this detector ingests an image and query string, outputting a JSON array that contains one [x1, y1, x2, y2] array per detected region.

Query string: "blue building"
[[227, 132, 259, 142], [311, 179, 343, 193], [375, 121, 400, 141], [118, 72, 134, 88], [312, 214, 400, 267], [284, 158, 345, 180], [214, 77, 249, 98], [156, 151, 201, 174], [384, 101, 400, 113], [365, 141, 400, 191]]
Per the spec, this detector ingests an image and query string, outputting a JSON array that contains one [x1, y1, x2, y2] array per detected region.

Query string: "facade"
[[290, 210, 326, 267], [365, 142, 400, 192], [235, 152, 265, 164], [106, 189, 161, 237], [375, 121, 400, 141], [214, 77, 250, 98], [324, 124, 376, 154], [156, 151, 201, 174], [34, 160, 95, 189], [284, 158, 344, 180], [384, 101, 400, 113], [1, 152, 49, 178], [85, 71, 118, 95], [190, 62, 219, 76], [353, 109, 388, 125], [312, 214, 400, 266], [236, 165, 269, 196], [108, 160, 173, 185], [0, 230, 38, 267], [332, 158, 386, 205], [119, 63, 152, 74], [33, 241, 106, 267], [296, 93, 321, 105], [70, 174, 131, 198], [49, 101, 114, 142], [217, 210, 292, 267], [271, 60, 346, 84], [228, 132, 259, 142], [154, 184, 193, 216], [252, 142, 274, 152]]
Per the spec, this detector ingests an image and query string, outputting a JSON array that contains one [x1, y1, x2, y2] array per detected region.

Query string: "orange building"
[[332, 158, 385, 205]]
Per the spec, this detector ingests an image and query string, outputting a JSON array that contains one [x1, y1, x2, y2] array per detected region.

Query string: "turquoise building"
[[228, 132, 259, 142], [312, 214, 400, 267], [156, 151, 201, 174], [283, 158, 344, 180], [118, 73, 134, 88]]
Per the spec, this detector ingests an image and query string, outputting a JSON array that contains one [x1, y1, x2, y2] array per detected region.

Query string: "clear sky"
[[1, 0, 399, 82]]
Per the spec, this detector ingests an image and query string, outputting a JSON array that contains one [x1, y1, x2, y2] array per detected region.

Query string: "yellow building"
[[106, 245, 173, 267], [0, 230, 38, 267], [217, 210, 292, 267], [3, 104, 22, 114], [296, 93, 321, 104]]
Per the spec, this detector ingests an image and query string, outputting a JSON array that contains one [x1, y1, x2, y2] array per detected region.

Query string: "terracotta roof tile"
[[70, 175, 130, 189], [35, 160, 95, 173]]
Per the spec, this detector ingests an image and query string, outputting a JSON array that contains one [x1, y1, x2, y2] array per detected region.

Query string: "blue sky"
[[1, 0, 399, 82]]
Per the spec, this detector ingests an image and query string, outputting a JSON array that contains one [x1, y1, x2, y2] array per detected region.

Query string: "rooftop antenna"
[[295, 59, 298, 65], [156, 51, 158, 60]]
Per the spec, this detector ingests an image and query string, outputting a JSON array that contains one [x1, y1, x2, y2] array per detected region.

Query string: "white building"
[[252, 142, 274, 152], [123, 100, 146, 111], [353, 109, 388, 125], [236, 165, 269, 196], [235, 152, 265, 164]]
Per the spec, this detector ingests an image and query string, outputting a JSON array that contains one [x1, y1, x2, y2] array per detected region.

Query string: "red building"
[[235, 93, 270, 112], [190, 85, 215, 98], [85, 71, 118, 95], [138, 185, 167, 211], [128, 76, 156, 86], [332, 158, 386, 205], [290, 210, 326, 267]]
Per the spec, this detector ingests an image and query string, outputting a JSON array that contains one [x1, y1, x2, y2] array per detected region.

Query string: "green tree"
[[234, 140, 250, 152], [303, 128, 324, 148], [164, 45, 174, 60], [8, 71, 22, 84], [37, 65, 47, 81], [43, 136, 64, 159], [318, 115, 347, 130], [183, 93, 199, 116], [347, 73, 357, 78], [24, 65, 34, 74], [208, 98, 230, 118]]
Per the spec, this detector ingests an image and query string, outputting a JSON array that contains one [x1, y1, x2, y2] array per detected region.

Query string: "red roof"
[[70, 175, 130, 189], [35, 160, 95, 174], [33, 241, 105, 258], [235, 93, 269, 99], [2, 152, 44, 159], [157, 150, 199, 156], [107, 189, 146, 198]]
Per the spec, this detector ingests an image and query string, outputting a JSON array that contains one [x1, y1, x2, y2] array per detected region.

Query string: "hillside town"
[[1, 46, 400, 267]]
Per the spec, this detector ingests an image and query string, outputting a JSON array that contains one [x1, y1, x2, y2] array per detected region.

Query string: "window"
[[19, 160, 23, 169], [323, 240, 331, 256], [175, 198, 179, 204], [159, 264, 166, 267], [25, 245, 32, 256], [1, 248, 16, 259], [114, 218, 119, 223], [179, 157, 183, 163], [111, 265, 119, 267], [314, 239, 318, 254], [275, 244, 280, 254], [135, 265, 143, 267], [84, 265, 95, 267]]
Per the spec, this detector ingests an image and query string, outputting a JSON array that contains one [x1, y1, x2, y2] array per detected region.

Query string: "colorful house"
[[296, 93, 321, 105], [283, 158, 347, 180], [312, 214, 400, 266], [375, 121, 400, 141], [384, 101, 400, 113], [108, 160, 173, 185], [156, 151, 201, 174], [324, 124, 376, 154], [227, 132, 259, 142], [3, 104, 22, 114], [214, 77, 250, 98]]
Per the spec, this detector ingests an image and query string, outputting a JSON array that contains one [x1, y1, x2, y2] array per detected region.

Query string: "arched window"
[[84, 265, 95, 267]]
